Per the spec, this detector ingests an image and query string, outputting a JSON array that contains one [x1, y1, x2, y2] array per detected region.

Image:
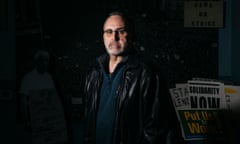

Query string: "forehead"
[[103, 15, 125, 29]]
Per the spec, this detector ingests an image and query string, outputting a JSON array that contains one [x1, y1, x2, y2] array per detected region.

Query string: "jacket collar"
[[97, 51, 140, 71]]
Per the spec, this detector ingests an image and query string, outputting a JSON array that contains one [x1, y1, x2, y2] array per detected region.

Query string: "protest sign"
[[187, 80, 226, 109], [177, 109, 227, 140]]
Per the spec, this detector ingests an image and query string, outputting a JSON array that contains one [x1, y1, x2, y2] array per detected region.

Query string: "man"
[[19, 49, 69, 144], [84, 11, 169, 144], [19, 50, 55, 123]]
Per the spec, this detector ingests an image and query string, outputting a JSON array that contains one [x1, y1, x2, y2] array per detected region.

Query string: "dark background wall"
[[0, 0, 15, 143]]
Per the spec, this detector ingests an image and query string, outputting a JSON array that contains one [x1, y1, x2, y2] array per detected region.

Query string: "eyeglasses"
[[103, 28, 127, 37]]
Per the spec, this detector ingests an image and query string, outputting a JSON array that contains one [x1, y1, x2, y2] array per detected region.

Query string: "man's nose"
[[114, 31, 120, 41]]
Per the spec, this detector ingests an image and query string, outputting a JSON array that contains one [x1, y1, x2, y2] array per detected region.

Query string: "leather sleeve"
[[140, 68, 169, 144]]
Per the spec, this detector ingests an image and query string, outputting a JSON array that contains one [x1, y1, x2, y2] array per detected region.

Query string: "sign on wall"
[[184, 0, 224, 28]]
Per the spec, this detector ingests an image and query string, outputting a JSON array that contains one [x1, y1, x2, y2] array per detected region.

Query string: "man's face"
[[103, 15, 128, 56], [36, 55, 49, 73]]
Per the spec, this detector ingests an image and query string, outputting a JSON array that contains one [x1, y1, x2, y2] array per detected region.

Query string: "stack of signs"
[[169, 78, 240, 141]]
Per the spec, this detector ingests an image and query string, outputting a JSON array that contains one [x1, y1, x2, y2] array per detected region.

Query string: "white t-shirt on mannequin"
[[20, 68, 55, 95]]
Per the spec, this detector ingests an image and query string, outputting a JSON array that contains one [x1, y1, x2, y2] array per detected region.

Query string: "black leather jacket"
[[84, 53, 169, 144]]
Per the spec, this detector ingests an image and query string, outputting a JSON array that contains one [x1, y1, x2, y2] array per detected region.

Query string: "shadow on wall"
[[0, 80, 16, 144]]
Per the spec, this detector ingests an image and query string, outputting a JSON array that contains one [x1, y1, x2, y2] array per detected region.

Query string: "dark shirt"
[[95, 56, 127, 144]]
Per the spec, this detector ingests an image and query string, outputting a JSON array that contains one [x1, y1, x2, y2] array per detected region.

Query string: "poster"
[[224, 85, 240, 119], [177, 109, 227, 140], [187, 80, 225, 109]]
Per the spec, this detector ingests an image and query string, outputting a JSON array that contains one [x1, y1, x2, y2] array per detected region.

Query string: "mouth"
[[109, 42, 120, 49]]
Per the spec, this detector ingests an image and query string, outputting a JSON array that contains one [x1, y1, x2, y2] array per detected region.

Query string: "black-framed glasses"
[[103, 28, 127, 36]]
